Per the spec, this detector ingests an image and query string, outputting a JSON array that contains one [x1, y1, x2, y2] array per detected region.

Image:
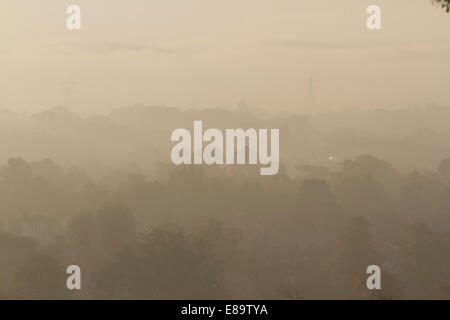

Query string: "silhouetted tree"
[[432, 0, 450, 12]]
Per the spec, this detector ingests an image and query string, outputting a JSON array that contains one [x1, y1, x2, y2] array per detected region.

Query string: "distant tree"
[[29, 159, 64, 186], [397, 223, 450, 299], [437, 158, 450, 179], [92, 224, 227, 299], [0, 158, 32, 190], [334, 173, 391, 216], [67, 212, 97, 250], [297, 179, 344, 240], [13, 255, 68, 299], [67, 211, 100, 271], [330, 217, 384, 299], [0, 233, 37, 294], [96, 200, 137, 254], [337, 155, 401, 194], [0, 157, 72, 218], [192, 219, 242, 269]]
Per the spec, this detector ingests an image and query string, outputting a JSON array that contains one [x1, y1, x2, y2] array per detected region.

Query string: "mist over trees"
[[0, 105, 450, 299]]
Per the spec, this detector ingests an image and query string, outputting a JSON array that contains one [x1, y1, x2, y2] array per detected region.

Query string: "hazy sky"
[[0, 0, 449, 114]]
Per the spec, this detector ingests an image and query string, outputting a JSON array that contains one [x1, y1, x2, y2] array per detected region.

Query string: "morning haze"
[[0, 0, 449, 114], [0, 0, 449, 301]]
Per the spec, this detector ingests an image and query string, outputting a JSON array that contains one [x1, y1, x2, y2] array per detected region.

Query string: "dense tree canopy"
[[0, 154, 449, 299]]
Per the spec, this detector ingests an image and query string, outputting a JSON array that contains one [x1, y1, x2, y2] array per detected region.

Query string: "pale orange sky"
[[0, 0, 449, 114]]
